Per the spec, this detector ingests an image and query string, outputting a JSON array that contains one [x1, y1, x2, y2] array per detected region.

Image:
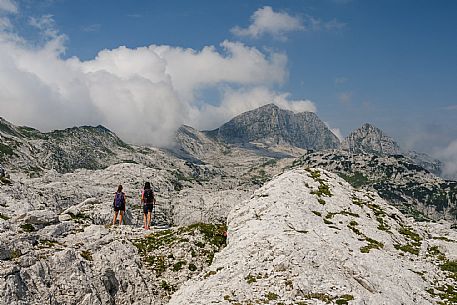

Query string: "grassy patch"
[[20, 223, 36, 232], [347, 221, 362, 236], [394, 225, 422, 255], [80, 249, 93, 261], [427, 245, 447, 261], [172, 260, 187, 272], [398, 226, 422, 243], [394, 244, 420, 256], [132, 223, 227, 277], [188, 263, 197, 272], [336, 294, 355, 305], [433, 236, 456, 243], [0, 213, 9, 220], [360, 238, 384, 253], [160, 280, 174, 292], [245, 274, 257, 284], [441, 260, 457, 280], [427, 285, 457, 304], [339, 172, 370, 188], [265, 292, 278, 301], [11, 249, 22, 259], [306, 168, 333, 198]]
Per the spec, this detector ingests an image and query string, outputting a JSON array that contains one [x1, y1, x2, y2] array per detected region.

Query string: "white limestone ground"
[[169, 168, 457, 305]]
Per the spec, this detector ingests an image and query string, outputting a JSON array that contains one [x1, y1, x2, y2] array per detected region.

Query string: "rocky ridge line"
[[170, 168, 457, 305]]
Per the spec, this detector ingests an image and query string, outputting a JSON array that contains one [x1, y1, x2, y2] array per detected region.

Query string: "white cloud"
[[0, 16, 11, 29], [0, 0, 17, 14], [435, 140, 457, 180], [190, 87, 316, 130], [231, 6, 345, 40], [0, 20, 292, 146], [335, 77, 348, 85], [338, 91, 352, 105], [231, 6, 304, 40]]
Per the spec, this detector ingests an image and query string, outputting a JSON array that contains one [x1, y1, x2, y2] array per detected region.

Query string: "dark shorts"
[[114, 204, 125, 212], [143, 204, 154, 214]]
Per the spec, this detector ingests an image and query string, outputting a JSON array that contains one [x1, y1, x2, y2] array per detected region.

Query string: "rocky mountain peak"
[[204, 103, 340, 151], [341, 123, 400, 155]]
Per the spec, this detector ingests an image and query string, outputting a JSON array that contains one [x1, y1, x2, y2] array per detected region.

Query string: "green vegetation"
[[394, 225, 422, 256], [427, 245, 446, 261], [38, 239, 59, 249], [0, 142, 14, 157], [160, 280, 173, 292], [365, 202, 391, 232], [188, 263, 197, 272], [351, 196, 366, 207], [20, 223, 36, 232], [80, 250, 93, 261], [441, 260, 457, 280], [336, 294, 355, 305], [11, 249, 22, 259], [172, 260, 187, 271], [265, 292, 278, 301], [306, 168, 333, 198], [245, 274, 257, 284], [132, 223, 227, 276], [311, 184, 332, 197], [427, 285, 457, 304], [398, 226, 422, 243], [347, 221, 362, 236], [0, 213, 9, 220], [339, 172, 370, 188], [326, 211, 359, 220], [394, 244, 419, 256], [300, 292, 354, 304], [433, 236, 456, 243], [360, 238, 384, 253]]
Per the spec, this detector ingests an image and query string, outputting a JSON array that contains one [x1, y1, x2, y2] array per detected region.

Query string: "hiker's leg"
[[112, 211, 118, 225], [147, 211, 152, 229], [142, 205, 147, 228], [119, 211, 124, 225]]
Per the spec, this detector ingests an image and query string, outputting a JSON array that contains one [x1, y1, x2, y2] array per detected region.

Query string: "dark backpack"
[[114, 192, 125, 208], [143, 189, 154, 204]]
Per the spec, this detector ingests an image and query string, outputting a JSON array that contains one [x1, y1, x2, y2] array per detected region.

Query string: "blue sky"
[[0, 0, 456, 174]]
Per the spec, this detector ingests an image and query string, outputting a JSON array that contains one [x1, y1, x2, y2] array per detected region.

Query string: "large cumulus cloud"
[[0, 12, 315, 146]]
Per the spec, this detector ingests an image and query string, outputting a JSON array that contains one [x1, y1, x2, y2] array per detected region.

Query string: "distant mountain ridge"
[[0, 117, 132, 174], [341, 122, 442, 176], [341, 123, 401, 155], [204, 103, 340, 151]]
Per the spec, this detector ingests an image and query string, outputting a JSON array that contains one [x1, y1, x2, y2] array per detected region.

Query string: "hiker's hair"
[[144, 182, 151, 190], [117, 185, 123, 192]]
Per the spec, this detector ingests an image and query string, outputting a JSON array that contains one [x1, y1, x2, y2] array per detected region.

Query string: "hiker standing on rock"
[[112, 185, 126, 225], [142, 182, 156, 230]]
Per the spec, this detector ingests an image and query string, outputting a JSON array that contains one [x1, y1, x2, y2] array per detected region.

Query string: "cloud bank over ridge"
[[0, 10, 316, 146]]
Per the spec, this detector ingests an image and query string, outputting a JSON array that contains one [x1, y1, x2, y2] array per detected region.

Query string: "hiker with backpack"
[[142, 182, 156, 230], [112, 185, 126, 225]]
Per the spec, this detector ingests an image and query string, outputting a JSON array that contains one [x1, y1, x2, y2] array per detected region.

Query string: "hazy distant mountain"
[[341, 123, 401, 155], [341, 123, 442, 176], [205, 103, 340, 151], [172, 125, 228, 162]]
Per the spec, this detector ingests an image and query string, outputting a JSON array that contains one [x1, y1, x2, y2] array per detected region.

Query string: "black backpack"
[[143, 189, 154, 204]]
